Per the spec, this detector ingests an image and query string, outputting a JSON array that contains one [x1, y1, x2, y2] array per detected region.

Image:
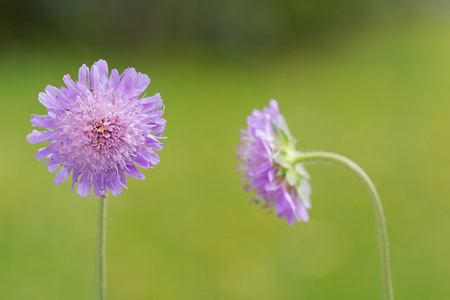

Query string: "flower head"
[[236, 100, 311, 225], [27, 59, 166, 198]]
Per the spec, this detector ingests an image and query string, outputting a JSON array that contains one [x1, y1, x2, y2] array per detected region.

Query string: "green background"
[[1, 1, 450, 299]]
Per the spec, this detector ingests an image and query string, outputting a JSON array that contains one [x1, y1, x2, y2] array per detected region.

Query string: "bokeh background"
[[1, 0, 450, 299]]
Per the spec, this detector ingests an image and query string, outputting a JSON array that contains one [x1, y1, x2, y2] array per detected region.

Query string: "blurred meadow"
[[1, 0, 450, 299]]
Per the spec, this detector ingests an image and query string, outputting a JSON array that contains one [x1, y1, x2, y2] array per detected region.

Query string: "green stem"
[[96, 196, 107, 300], [293, 152, 394, 300]]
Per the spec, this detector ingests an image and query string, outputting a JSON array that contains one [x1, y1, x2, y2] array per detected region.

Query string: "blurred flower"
[[27, 60, 166, 198], [236, 100, 311, 225]]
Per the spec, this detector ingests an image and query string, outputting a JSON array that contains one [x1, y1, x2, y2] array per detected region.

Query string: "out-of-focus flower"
[[236, 100, 311, 225], [27, 59, 166, 198]]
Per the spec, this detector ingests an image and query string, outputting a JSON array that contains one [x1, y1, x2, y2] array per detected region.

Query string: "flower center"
[[93, 119, 104, 132], [56, 93, 151, 173], [89, 118, 115, 152]]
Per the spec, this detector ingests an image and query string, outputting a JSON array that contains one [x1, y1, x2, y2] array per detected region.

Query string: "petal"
[[108, 69, 120, 91], [132, 73, 150, 97], [35, 147, 51, 161], [250, 162, 271, 176], [117, 170, 127, 188], [71, 167, 81, 191], [92, 60, 109, 93], [275, 197, 288, 212], [105, 172, 123, 196], [283, 190, 299, 221], [30, 114, 56, 129], [93, 172, 106, 197], [95, 60, 109, 81], [141, 147, 160, 164], [38, 91, 63, 110], [277, 208, 296, 225], [44, 160, 60, 172], [77, 172, 92, 197], [140, 93, 162, 113], [253, 175, 268, 188], [286, 212, 296, 225], [27, 130, 43, 144], [78, 64, 90, 86], [148, 118, 166, 133], [120, 69, 134, 90], [90, 64, 99, 91], [63, 74, 80, 94], [133, 154, 151, 169], [298, 204, 309, 222], [45, 86, 69, 108], [144, 136, 163, 151], [265, 180, 281, 192], [269, 99, 279, 115], [54, 167, 70, 185], [27, 130, 58, 144], [124, 163, 145, 180]]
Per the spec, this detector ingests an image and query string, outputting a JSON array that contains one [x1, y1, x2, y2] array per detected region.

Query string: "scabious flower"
[[27, 59, 166, 198], [236, 100, 311, 225]]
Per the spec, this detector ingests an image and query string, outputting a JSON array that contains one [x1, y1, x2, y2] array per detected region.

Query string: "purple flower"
[[27, 60, 166, 198], [236, 100, 311, 225]]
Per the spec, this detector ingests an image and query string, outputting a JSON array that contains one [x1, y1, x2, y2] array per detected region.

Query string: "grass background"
[[1, 9, 450, 300]]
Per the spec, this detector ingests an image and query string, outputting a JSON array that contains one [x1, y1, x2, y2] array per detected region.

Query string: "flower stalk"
[[96, 196, 107, 300], [293, 151, 394, 300]]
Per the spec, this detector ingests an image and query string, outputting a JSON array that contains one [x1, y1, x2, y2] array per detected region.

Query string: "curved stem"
[[293, 152, 394, 300], [96, 196, 107, 300]]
